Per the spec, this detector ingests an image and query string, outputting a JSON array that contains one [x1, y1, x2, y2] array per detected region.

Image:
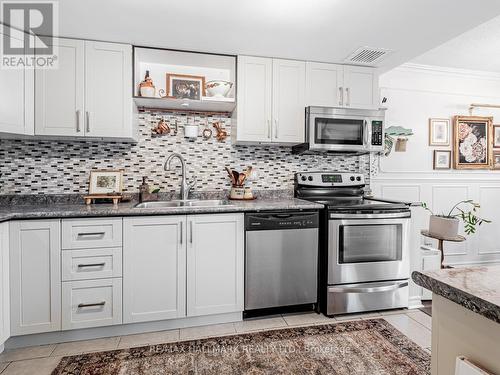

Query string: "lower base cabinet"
[[62, 278, 122, 330], [0, 223, 10, 348]]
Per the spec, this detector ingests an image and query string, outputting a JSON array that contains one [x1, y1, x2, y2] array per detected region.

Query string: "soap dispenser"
[[139, 176, 150, 203]]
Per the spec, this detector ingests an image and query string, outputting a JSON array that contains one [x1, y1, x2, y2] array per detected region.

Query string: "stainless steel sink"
[[134, 199, 234, 209]]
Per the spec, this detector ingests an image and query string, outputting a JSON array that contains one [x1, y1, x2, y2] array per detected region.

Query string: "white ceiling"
[[53, 0, 500, 70], [412, 15, 500, 72]]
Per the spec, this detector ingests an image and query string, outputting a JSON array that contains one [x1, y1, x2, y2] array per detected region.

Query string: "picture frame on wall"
[[166, 73, 206, 100], [429, 118, 450, 146], [493, 152, 500, 170], [453, 116, 492, 170], [433, 150, 452, 170], [493, 125, 500, 148], [89, 170, 124, 195]]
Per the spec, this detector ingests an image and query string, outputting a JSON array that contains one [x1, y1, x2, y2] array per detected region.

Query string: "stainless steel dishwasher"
[[244, 211, 319, 316]]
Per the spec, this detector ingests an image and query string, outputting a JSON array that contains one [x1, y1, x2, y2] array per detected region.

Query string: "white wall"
[[371, 64, 500, 306]]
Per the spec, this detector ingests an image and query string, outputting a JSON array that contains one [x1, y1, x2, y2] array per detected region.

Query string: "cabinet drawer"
[[62, 278, 122, 330], [62, 218, 122, 249], [62, 247, 122, 281]]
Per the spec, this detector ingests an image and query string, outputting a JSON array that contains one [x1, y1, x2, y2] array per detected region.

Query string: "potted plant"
[[421, 200, 490, 237]]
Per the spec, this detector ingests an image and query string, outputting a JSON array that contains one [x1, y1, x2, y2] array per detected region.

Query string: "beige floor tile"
[[0, 345, 55, 363], [234, 317, 287, 333], [383, 314, 431, 348], [179, 323, 236, 341], [335, 311, 382, 321], [118, 329, 180, 349], [0, 362, 9, 373], [52, 337, 119, 357], [282, 312, 335, 327], [2, 357, 61, 375], [379, 308, 409, 316], [407, 310, 432, 330]]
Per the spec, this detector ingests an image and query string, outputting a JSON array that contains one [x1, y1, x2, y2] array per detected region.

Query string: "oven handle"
[[329, 212, 411, 219], [329, 281, 408, 294]]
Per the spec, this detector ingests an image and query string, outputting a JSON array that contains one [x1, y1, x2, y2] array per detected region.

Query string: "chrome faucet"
[[164, 153, 195, 200]]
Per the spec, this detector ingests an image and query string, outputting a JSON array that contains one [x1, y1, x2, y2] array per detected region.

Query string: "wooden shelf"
[[134, 96, 236, 114]]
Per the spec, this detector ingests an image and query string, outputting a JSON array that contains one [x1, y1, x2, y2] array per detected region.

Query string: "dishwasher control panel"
[[245, 212, 319, 231]]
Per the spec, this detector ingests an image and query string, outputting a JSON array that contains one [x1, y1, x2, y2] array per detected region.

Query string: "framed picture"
[[89, 170, 123, 195], [166, 73, 206, 100], [493, 152, 500, 170], [429, 118, 450, 146], [493, 125, 500, 148], [433, 150, 451, 170], [453, 116, 493, 169]]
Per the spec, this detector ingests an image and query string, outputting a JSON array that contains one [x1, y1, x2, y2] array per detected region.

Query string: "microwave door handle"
[[364, 120, 369, 148]]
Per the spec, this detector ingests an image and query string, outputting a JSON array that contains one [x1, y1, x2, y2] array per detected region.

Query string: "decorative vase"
[[139, 70, 156, 97], [429, 215, 459, 238]]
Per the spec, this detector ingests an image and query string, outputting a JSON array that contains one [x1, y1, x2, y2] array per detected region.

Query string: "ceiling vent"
[[345, 47, 392, 66]]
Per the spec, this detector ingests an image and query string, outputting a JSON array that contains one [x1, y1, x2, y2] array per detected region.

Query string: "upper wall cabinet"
[[35, 38, 135, 141], [234, 56, 305, 144], [0, 29, 34, 136], [306, 62, 379, 109]]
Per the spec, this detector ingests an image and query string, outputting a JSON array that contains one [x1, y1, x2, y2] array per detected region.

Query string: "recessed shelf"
[[134, 96, 236, 113]]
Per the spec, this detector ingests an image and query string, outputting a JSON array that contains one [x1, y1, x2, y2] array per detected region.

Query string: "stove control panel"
[[296, 172, 365, 187]]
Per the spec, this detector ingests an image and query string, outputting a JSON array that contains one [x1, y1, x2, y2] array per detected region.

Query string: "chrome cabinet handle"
[[346, 87, 350, 106], [78, 301, 106, 308], [77, 263, 105, 268], [189, 221, 193, 244], [77, 232, 105, 237], [267, 119, 271, 139], [274, 119, 278, 139], [180, 221, 183, 245], [86, 111, 90, 133], [339, 87, 343, 106], [76, 110, 81, 132]]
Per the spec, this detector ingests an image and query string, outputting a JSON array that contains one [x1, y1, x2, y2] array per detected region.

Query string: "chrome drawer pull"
[[329, 281, 408, 294], [78, 301, 106, 308], [77, 263, 105, 268], [77, 232, 105, 237]]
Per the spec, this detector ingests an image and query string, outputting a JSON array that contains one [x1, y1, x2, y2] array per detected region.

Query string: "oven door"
[[328, 213, 410, 285], [308, 114, 369, 152]]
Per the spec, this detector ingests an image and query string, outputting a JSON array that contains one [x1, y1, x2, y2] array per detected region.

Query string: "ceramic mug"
[[184, 125, 198, 138]]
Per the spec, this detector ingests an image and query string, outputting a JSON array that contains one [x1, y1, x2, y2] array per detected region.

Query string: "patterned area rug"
[[52, 319, 430, 375]]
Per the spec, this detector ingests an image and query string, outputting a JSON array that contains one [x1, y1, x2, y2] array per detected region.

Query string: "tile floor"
[[0, 309, 432, 374]]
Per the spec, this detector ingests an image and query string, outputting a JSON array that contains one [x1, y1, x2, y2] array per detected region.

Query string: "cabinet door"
[[9, 220, 61, 335], [305, 62, 343, 107], [236, 56, 272, 142], [343, 65, 379, 109], [35, 38, 85, 137], [187, 214, 244, 316], [123, 216, 186, 323], [85, 41, 132, 138], [0, 223, 10, 349], [272, 59, 306, 143], [0, 29, 34, 136]]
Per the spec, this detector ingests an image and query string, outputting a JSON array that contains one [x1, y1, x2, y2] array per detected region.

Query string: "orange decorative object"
[[213, 121, 227, 141], [152, 119, 170, 135]]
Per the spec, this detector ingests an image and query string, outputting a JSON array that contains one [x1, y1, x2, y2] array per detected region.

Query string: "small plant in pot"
[[421, 200, 490, 237]]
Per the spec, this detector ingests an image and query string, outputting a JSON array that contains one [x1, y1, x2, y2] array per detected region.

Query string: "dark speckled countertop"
[[412, 266, 500, 324], [0, 198, 324, 223]]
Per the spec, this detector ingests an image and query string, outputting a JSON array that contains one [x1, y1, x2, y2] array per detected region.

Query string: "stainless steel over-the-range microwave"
[[305, 106, 385, 152]]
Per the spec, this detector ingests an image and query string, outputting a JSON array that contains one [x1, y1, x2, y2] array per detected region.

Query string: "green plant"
[[421, 200, 490, 235]]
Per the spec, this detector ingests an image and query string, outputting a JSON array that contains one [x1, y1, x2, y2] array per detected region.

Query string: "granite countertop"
[[0, 198, 324, 223], [412, 266, 500, 324]]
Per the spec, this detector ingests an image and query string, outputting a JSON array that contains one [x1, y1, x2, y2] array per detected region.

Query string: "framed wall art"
[[89, 170, 124, 195], [433, 150, 451, 170], [166, 73, 206, 100], [453, 116, 493, 170], [429, 118, 450, 146], [493, 152, 500, 170], [493, 125, 500, 148]]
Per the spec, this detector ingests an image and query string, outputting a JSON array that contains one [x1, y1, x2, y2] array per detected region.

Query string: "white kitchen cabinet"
[[187, 214, 244, 316], [272, 59, 306, 143], [0, 223, 10, 351], [85, 41, 134, 139], [123, 216, 186, 323], [9, 220, 61, 335], [235, 56, 305, 144], [62, 218, 122, 250], [305, 62, 343, 107], [306, 63, 379, 109], [0, 29, 34, 137], [343, 65, 379, 109], [234, 56, 272, 142], [35, 38, 85, 137]]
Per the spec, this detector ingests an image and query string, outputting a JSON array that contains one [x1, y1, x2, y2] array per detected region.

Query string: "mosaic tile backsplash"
[[0, 112, 369, 195]]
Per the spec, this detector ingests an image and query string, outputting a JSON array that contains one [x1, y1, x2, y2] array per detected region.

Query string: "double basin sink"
[[134, 199, 234, 209]]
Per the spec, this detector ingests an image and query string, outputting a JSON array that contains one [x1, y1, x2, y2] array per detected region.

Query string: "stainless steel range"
[[295, 171, 411, 316]]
